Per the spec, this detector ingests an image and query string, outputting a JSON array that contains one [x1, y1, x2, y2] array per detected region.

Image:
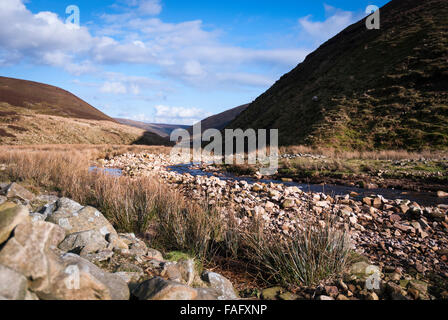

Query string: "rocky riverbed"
[[100, 152, 448, 300]]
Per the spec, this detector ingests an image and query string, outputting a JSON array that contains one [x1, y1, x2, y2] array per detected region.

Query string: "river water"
[[168, 164, 448, 207]]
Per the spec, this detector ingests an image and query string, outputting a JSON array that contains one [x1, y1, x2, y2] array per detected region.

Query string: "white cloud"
[[100, 82, 128, 94], [216, 72, 275, 87], [298, 5, 361, 44], [153, 105, 211, 125], [138, 0, 162, 15]]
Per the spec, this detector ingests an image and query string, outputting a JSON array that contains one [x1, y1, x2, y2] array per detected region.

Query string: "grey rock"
[[5, 183, 35, 202], [59, 230, 109, 256], [201, 271, 238, 300], [0, 202, 30, 244], [133, 277, 198, 300], [84, 250, 114, 263], [0, 221, 66, 296], [0, 195, 6, 205], [0, 264, 28, 300], [51, 253, 130, 300], [47, 205, 118, 239]]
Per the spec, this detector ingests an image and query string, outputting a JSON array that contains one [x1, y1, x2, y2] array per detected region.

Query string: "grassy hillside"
[[0, 77, 170, 145], [227, 0, 448, 151], [0, 76, 115, 121], [189, 104, 249, 134], [0, 104, 170, 145]]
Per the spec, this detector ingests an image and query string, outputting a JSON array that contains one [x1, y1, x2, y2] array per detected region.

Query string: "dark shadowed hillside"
[[227, 0, 448, 150], [189, 104, 249, 134]]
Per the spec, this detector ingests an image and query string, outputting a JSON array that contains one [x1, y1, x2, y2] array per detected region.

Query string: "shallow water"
[[89, 166, 123, 177], [168, 163, 448, 207]]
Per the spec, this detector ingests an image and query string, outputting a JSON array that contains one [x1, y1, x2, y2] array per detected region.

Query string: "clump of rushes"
[[154, 200, 226, 260], [242, 219, 352, 287]]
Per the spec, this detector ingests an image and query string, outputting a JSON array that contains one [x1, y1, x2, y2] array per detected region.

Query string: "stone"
[[427, 208, 445, 222], [407, 280, 428, 295], [0, 221, 66, 296], [5, 183, 35, 202], [195, 288, 221, 300], [133, 277, 198, 300], [261, 287, 283, 300], [147, 248, 164, 261], [0, 202, 30, 244], [50, 253, 130, 300], [201, 271, 238, 300], [161, 262, 182, 282], [279, 292, 299, 300], [0, 264, 28, 300], [54, 197, 83, 214], [84, 250, 114, 263], [282, 199, 295, 209], [176, 259, 196, 286], [325, 285, 339, 297], [363, 197, 373, 206], [265, 201, 275, 212], [47, 205, 117, 238], [317, 295, 334, 300], [59, 230, 109, 256], [0, 195, 6, 205], [437, 191, 448, 198], [114, 272, 145, 285], [366, 292, 379, 300], [24, 290, 39, 300]]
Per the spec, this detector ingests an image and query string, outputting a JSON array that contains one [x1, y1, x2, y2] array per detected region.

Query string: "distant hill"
[[0, 77, 170, 145], [189, 104, 249, 134], [115, 118, 189, 138], [227, 0, 448, 150], [0, 76, 115, 121]]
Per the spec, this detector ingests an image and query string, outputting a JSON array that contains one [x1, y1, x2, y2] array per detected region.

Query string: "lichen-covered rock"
[[0, 221, 66, 296], [5, 183, 35, 202], [0, 264, 28, 300], [201, 271, 239, 300], [47, 253, 130, 300], [59, 230, 109, 256], [47, 204, 117, 238], [133, 277, 198, 300], [0, 202, 30, 244]]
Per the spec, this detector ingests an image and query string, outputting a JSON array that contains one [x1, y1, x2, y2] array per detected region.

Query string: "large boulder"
[[0, 264, 28, 300], [5, 183, 35, 202], [0, 221, 66, 296], [47, 201, 117, 238], [58, 230, 109, 256], [47, 253, 130, 300], [133, 277, 198, 300], [0, 202, 30, 244], [201, 271, 239, 300]]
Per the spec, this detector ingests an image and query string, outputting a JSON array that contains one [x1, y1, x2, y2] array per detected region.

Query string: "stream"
[[168, 163, 448, 207]]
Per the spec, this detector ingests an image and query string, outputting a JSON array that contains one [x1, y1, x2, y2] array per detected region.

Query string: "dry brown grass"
[[280, 145, 448, 160]]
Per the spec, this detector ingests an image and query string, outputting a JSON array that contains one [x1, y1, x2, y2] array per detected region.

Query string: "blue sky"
[[0, 0, 389, 124]]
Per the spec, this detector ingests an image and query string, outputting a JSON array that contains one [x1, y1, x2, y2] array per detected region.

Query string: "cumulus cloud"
[[100, 81, 128, 94], [153, 105, 211, 125], [298, 4, 362, 44]]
